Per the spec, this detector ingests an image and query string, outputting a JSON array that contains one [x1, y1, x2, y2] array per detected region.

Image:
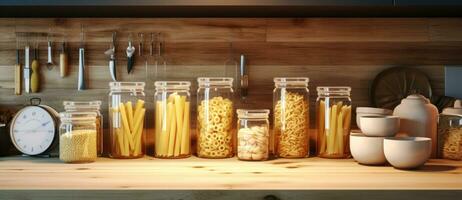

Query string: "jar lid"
[[63, 101, 101, 111], [442, 99, 462, 116], [237, 109, 270, 119], [197, 77, 233, 87], [274, 77, 309, 87], [401, 94, 430, 104], [109, 82, 145, 90], [155, 81, 191, 90], [0, 124, 5, 128], [59, 112, 97, 122], [317, 86, 351, 95]]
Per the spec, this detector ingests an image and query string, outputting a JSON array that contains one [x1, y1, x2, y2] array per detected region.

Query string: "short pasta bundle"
[[274, 92, 309, 158], [155, 93, 191, 158], [317, 100, 351, 158], [112, 100, 146, 158], [197, 96, 234, 158]]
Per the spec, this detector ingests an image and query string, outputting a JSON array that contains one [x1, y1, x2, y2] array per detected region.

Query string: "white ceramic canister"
[[393, 94, 439, 158]]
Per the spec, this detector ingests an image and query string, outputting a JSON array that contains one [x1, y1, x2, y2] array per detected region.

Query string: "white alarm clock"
[[10, 98, 59, 156]]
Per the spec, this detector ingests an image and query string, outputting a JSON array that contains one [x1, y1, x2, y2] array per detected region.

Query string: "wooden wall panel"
[[0, 18, 460, 155], [266, 18, 430, 42]]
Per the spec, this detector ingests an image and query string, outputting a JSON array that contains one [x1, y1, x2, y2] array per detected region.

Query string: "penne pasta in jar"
[[316, 86, 352, 159], [154, 81, 191, 159], [108, 82, 146, 159]]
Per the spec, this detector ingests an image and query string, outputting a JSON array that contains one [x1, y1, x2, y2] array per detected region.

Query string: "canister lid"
[[155, 81, 191, 90], [401, 94, 430, 104], [237, 109, 270, 119], [274, 77, 309, 88], [442, 99, 462, 116], [197, 77, 233, 87], [109, 82, 145, 90], [59, 112, 98, 122], [317, 86, 351, 96]]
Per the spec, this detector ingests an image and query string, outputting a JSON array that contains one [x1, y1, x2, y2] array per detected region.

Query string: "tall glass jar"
[[437, 100, 462, 160], [273, 77, 310, 158], [154, 81, 191, 159], [316, 86, 352, 159], [237, 109, 270, 161], [59, 112, 97, 163], [197, 77, 234, 158], [108, 82, 146, 159], [63, 101, 103, 156]]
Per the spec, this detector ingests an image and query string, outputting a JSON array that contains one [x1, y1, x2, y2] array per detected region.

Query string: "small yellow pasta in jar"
[[197, 77, 235, 159], [273, 78, 310, 158], [197, 96, 234, 158]]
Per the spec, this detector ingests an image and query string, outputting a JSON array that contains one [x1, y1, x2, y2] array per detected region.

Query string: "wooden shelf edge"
[[0, 156, 461, 191]]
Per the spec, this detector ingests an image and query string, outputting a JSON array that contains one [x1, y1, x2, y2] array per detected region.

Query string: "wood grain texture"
[[1, 191, 461, 200], [0, 18, 460, 155], [0, 156, 461, 190], [266, 18, 430, 42]]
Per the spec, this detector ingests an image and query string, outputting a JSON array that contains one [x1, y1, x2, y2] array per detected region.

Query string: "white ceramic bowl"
[[384, 137, 432, 169], [359, 115, 400, 137], [350, 133, 386, 165], [356, 107, 393, 128]]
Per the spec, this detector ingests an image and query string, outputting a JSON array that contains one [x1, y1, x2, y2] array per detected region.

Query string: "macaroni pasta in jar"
[[316, 86, 352, 159], [197, 77, 234, 158], [154, 81, 191, 159], [109, 82, 146, 159], [273, 77, 310, 158]]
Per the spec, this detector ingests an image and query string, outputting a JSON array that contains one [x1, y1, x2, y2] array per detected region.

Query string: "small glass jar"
[[59, 112, 97, 163], [63, 101, 103, 156], [237, 109, 270, 161], [197, 77, 234, 158], [316, 86, 352, 159], [273, 77, 310, 158], [437, 100, 462, 160], [154, 81, 191, 159], [108, 82, 146, 159]]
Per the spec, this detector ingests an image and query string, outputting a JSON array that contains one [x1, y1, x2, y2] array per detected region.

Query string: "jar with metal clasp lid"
[[108, 82, 146, 159], [438, 99, 462, 160]]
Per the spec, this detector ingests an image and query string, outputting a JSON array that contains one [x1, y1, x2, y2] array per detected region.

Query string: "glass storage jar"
[[108, 82, 146, 159], [237, 109, 270, 161], [273, 77, 310, 158], [197, 77, 234, 158], [437, 99, 462, 160], [316, 86, 352, 159], [154, 81, 191, 159], [63, 101, 103, 156], [59, 112, 97, 163]]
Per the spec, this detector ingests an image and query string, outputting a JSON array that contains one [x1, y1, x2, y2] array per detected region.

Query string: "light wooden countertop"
[[0, 156, 461, 190]]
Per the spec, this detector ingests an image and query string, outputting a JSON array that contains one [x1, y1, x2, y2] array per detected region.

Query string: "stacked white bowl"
[[351, 107, 398, 166], [350, 107, 431, 169]]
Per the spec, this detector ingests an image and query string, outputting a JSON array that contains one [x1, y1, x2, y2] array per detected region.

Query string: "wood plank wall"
[[0, 18, 461, 154]]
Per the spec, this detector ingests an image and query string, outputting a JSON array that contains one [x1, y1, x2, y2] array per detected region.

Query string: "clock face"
[[11, 106, 56, 155]]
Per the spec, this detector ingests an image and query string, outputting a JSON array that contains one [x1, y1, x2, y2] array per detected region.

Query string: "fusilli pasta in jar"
[[273, 78, 310, 158]]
